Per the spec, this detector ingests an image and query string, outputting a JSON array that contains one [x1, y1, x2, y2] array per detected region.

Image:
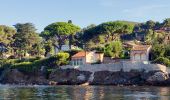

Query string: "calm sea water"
[[0, 85, 169, 100]]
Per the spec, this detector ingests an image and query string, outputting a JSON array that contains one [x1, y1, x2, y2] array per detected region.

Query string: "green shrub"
[[0, 59, 21, 68], [11, 62, 34, 72], [0, 52, 70, 72], [18, 57, 41, 62], [166, 56, 170, 60], [104, 41, 123, 58], [153, 57, 170, 67]]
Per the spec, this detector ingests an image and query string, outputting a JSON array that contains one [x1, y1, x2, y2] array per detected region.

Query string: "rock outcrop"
[[1, 69, 49, 85], [147, 72, 169, 82], [91, 70, 143, 85], [49, 69, 92, 85], [1, 68, 170, 86]]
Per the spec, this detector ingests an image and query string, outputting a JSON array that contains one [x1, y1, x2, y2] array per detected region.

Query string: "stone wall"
[[61, 61, 167, 73]]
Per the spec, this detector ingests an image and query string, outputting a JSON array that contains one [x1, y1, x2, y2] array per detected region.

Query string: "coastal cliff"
[[48, 69, 170, 86], [1, 67, 170, 86], [0, 62, 169, 85]]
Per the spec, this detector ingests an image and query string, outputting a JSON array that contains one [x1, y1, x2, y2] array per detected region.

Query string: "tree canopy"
[[0, 25, 16, 46], [104, 41, 123, 58], [41, 22, 80, 50], [81, 21, 135, 48], [13, 23, 42, 58], [163, 18, 170, 27]]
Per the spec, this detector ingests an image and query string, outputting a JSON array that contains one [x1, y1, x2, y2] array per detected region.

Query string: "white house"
[[55, 45, 80, 54], [130, 45, 151, 62], [70, 51, 104, 66]]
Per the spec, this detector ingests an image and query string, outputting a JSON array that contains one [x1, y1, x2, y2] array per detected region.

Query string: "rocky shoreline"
[[0, 68, 170, 86]]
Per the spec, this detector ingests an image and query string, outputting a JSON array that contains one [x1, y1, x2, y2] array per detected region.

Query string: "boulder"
[[77, 74, 86, 81], [49, 69, 92, 85], [146, 72, 169, 82]]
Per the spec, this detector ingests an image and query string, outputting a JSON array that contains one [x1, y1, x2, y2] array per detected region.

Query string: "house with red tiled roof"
[[70, 51, 104, 66], [130, 45, 151, 62]]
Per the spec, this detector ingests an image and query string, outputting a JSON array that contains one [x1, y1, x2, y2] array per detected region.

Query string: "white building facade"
[[130, 45, 151, 62]]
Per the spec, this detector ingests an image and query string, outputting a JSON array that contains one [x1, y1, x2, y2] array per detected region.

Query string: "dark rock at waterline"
[[1, 68, 170, 86], [1, 69, 49, 85], [48, 69, 170, 86], [143, 71, 169, 86], [90, 70, 144, 85], [91, 70, 169, 86], [49, 69, 92, 85]]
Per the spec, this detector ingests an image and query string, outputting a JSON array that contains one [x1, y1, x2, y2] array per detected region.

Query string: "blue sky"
[[0, 0, 170, 32]]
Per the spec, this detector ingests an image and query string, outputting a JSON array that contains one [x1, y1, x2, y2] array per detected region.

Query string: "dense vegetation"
[[81, 21, 135, 48], [0, 52, 69, 72], [0, 18, 169, 73]]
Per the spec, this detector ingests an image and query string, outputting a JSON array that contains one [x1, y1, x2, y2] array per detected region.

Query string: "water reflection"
[[0, 85, 169, 100]]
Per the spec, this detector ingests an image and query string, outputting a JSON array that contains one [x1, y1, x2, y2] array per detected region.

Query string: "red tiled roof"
[[72, 51, 87, 58], [132, 45, 151, 51]]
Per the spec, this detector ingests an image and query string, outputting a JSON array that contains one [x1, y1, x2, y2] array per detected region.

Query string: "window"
[[72, 60, 75, 66], [80, 59, 83, 65]]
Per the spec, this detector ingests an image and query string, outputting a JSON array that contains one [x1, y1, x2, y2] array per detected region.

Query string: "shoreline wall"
[[61, 61, 167, 73]]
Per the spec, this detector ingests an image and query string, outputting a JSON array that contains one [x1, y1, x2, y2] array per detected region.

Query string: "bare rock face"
[[2, 68, 170, 86], [77, 74, 86, 81], [1, 69, 49, 85], [49, 69, 92, 85], [91, 71, 143, 85], [146, 72, 169, 82], [2, 69, 25, 84]]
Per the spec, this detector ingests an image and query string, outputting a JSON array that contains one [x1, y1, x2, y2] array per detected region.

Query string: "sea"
[[0, 85, 169, 100]]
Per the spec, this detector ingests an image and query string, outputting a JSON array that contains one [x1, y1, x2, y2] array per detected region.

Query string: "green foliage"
[[120, 50, 130, 59], [44, 22, 80, 36], [41, 22, 80, 50], [0, 25, 16, 56], [104, 41, 123, 58], [150, 44, 165, 60], [153, 57, 170, 67], [0, 52, 70, 72], [82, 21, 135, 46], [13, 23, 43, 58], [150, 43, 170, 67], [146, 20, 156, 29], [93, 46, 105, 53], [39, 52, 70, 68], [0, 19, 170, 69], [12, 62, 34, 72], [163, 18, 170, 27], [164, 45, 170, 58], [10, 52, 69, 72], [54, 52, 70, 66], [0, 25, 16, 46]]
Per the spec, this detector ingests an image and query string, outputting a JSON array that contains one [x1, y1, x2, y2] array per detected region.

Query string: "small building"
[[70, 51, 104, 66], [55, 45, 80, 54], [130, 45, 151, 62]]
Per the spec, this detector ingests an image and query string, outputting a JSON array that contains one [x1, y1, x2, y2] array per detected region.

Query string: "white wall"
[[85, 52, 103, 63], [55, 45, 70, 54], [61, 61, 167, 73], [86, 52, 97, 63], [131, 51, 149, 62]]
